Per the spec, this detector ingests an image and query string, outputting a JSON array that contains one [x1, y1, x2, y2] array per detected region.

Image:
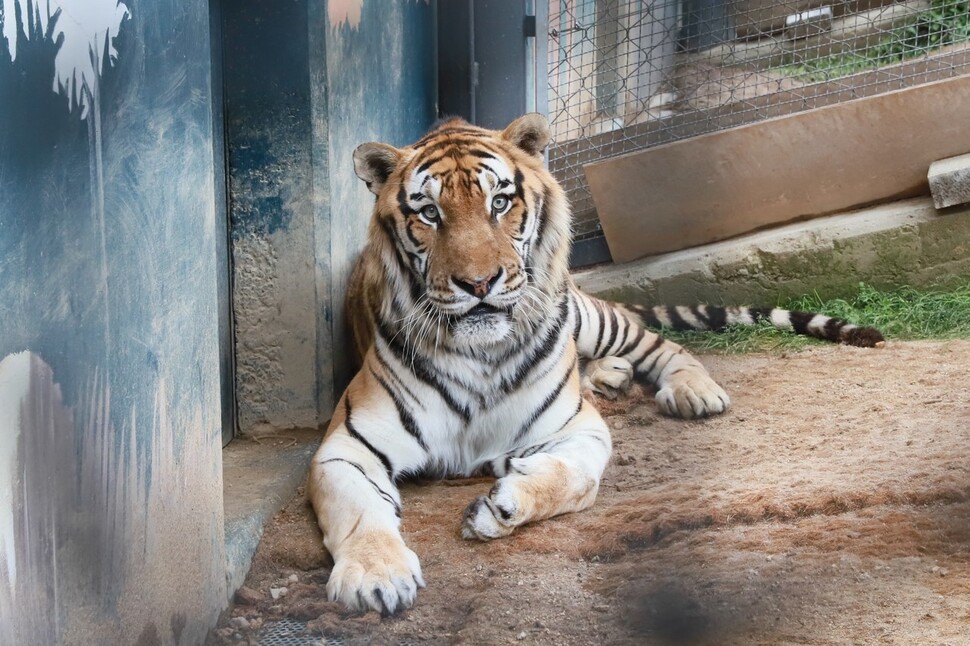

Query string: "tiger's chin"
[[447, 304, 514, 348]]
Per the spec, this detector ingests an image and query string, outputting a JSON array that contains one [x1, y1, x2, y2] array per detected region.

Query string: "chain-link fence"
[[547, 0, 970, 248]]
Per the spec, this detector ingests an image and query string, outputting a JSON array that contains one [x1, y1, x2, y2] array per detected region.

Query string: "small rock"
[[592, 604, 610, 613], [269, 587, 288, 600], [228, 616, 250, 631], [516, 631, 528, 640], [235, 586, 262, 605], [938, 567, 949, 577], [765, 555, 773, 561], [287, 574, 299, 583]]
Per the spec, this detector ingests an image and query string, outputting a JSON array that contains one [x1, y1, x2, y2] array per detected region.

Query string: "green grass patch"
[[662, 282, 970, 354], [778, 0, 970, 82]]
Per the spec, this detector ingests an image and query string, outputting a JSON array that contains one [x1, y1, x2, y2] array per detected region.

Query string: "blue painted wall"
[[0, 0, 228, 642], [226, 0, 438, 428], [222, 0, 321, 432]]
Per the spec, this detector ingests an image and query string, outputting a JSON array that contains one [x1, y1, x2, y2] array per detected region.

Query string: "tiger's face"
[[354, 114, 569, 349]]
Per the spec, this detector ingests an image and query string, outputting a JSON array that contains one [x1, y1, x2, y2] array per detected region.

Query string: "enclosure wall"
[[0, 0, 229, 643], [225, 0, 438, 432]]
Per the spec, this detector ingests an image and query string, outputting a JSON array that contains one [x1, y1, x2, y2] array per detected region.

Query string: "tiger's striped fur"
[[308, 114, 884, 615], [571, 299, 884, 402]]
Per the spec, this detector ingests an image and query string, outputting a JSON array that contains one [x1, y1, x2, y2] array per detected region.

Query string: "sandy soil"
[[210, 340, 970, 645]]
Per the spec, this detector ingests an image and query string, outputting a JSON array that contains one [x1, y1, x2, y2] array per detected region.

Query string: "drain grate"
[[257, 617, 424, 646], [257, 618, 339, 646]]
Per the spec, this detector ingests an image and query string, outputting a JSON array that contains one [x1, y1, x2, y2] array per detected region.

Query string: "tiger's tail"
[[620, 304, 885, 348]]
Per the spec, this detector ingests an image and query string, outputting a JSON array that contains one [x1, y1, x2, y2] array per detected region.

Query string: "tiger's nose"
[[452, 269, 502, 299]]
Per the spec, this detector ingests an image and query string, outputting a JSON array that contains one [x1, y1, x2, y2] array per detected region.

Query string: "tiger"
[[307, 113, 884, 615]]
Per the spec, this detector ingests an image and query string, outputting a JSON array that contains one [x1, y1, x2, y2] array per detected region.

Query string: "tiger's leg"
[[461, 398, 612, 540], [570, 286, 730, 418], [308, 372, 429, 614]]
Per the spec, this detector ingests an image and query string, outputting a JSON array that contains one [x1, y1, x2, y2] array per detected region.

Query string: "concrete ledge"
[[574, 197, 970, 305], [223, 429, 320, 599]]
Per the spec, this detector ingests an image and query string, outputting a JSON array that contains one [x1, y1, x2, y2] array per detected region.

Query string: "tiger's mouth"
[[461, 302, 513, 320], [442, 302, 516, 346]]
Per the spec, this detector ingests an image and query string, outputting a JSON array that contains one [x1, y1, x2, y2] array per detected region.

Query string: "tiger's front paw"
[[461, 478, 523, 541], [581, 356, 634, 400], [461, 495, 516, 541], [327, 530, 425, 615], [656, 370, 730, 418]]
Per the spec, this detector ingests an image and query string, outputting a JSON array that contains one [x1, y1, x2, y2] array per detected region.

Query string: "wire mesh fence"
[[546, 0, 970, 245]]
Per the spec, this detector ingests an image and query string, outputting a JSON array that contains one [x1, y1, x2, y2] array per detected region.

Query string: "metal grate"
[[546, 0, 970, 242], [256, 617, 425, 646], [258, 618, 336, 646]]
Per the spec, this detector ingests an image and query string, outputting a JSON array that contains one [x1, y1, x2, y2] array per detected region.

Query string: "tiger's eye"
[[421, 204, 440, 222], [492, 195, 509, 212]]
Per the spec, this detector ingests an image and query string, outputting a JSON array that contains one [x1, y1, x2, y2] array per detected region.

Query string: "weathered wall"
[[223, 0, 320, 433], [225, 0, 437, 431], [0, 0, 228, 642]]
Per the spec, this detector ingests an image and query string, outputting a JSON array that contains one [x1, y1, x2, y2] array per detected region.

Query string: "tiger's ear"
[[353, 142, 402, 195], [501, 113, 551, 157]]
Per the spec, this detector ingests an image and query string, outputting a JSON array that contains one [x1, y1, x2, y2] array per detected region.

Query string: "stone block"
[[929, 152, 970, 209]]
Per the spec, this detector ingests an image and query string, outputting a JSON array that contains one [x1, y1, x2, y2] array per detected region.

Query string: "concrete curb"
[[574, 197, 970, 306], [222, 430, 320, 601]]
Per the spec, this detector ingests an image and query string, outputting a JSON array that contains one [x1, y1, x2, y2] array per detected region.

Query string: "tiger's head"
[[354, 114, 571, 350]]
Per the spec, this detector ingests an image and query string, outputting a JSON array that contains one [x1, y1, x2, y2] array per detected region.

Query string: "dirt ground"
[[210, 340, 970, 645]]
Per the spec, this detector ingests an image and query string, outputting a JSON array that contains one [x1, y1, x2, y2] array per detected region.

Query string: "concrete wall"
[[226, 0, 437, 433], [223, 0, 321, 433], [0, 0, 228, 643], [576, 197, 970, 307]]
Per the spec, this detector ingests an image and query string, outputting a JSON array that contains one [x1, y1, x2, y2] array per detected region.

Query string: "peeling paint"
[[0, 353, 226, 644], [326, 0, 431, 29], [328, 0, 362, 29], [1, 0, 131, 118]]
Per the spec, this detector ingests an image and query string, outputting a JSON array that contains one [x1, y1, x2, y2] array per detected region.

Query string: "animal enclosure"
[[546, 0, 970, 244]]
